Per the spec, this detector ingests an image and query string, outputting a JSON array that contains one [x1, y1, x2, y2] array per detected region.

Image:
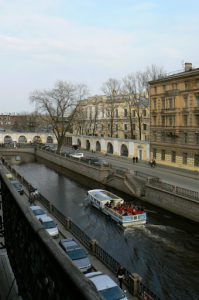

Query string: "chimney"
[[184, 62, 192, 72]]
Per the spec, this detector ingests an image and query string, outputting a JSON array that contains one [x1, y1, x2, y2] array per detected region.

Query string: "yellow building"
[[149, 63, 199, 171], [73, 94, 150, 141]]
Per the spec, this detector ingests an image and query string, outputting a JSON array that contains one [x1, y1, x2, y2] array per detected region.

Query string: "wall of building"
[[149, 66, 199, 172]]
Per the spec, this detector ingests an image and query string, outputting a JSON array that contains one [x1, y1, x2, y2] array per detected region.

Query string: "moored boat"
[[87, 189, 146, 227]]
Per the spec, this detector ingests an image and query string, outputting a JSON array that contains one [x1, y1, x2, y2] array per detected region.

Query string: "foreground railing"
[[2, 159, 161, 300]]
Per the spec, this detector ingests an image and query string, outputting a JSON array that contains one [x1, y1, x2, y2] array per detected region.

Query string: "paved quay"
[[80, 149, 199, 192]]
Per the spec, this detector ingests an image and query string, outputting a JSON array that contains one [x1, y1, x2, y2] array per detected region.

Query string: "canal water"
[[14, 162, 199, 300]]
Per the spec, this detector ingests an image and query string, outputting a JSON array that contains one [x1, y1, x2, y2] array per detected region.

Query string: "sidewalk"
[[92, 152, 199, 192]]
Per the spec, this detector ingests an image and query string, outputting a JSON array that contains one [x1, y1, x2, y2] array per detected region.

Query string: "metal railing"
[[148, 178, 199, 202]]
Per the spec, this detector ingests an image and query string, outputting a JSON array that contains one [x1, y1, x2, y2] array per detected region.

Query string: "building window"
[[184, 96, 188, 108], [143, 124, 147, 130], [132, 110, 136, 117], [171, 151, 176, 163], [153, 99, 157, 109], [161, 98, 165, 109], [115, 109, 118, 118], [133, 123, 136, 130], [161, 132, 165, 142], [124, 124, 128, 130], [153, 148, 157, 159], [161, 150, 165, 160], [184, 115, 188, 127], [124, 109, 128, 117], [162, 116, 165, 126], [182, 152, 187, 165], [184, 132, 188, 143], [115, 124, 118, 131], [195, 133, 199, 144], [124, 134, 128, 139], [194, 154, 199, 166], [153, 116, 157, 126], [196, 115, 199, 127], [196, 96, 199, 106], [142, 110, 146, 117]]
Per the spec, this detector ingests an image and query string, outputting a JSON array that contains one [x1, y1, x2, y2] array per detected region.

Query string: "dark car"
[[10, 180, 24, 195], [80, 156, 91, 163], [93, 159, 110, 167], [88, 157, 99, 165], [59, 238, 92, 273]]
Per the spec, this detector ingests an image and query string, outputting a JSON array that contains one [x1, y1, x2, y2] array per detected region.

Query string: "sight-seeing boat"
[[87, 189, 146, 227]]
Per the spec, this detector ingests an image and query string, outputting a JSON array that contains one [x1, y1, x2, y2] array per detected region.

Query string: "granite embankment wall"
[[1, 148, 198, 222], [144, 183, 199, 223]]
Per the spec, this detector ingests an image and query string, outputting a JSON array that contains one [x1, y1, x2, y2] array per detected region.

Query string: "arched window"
[[46, 136, 53, 144], [121, 144, 128, 157], [18, 136, 27, 143], [4, 135, 12, 144], [77, 139, 81, 147], [107, 142, 113, 154], [96, 141, 101, 152], [86, 140, 90, 150], [33, 136, 42, 144]]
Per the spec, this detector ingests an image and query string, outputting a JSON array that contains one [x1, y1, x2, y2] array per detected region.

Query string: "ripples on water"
[[14, 162, 199, 300]]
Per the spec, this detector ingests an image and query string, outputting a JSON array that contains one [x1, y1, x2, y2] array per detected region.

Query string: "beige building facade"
[[149, 63, 199, 171], [73, 95, 150, 141]]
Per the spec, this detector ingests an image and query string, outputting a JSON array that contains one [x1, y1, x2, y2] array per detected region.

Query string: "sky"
[[0, 0, 199, 113]]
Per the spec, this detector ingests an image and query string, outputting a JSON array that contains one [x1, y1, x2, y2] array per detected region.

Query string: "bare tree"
[[122, 65, 165, 140], [30, 80, 89, 152], [101, 78, 121, 137]]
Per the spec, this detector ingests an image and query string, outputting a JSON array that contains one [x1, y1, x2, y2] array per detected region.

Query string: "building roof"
[[149, 67, 199, 85]]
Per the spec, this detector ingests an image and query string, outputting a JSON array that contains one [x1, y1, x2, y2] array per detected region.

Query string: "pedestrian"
[[117, 266, 125, 289], [133, 157, 135, 163], [152, 158, 156, 168], [135, 156, 138, 163]]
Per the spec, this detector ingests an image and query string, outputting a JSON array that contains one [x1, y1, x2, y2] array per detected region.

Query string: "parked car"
[[93, 159, 110, 167], [63, 150, 73, 157], [69, 153, 84, 158], [39, 216, 59, 238], [5, 173, 13, 180], [80, 156, 91, 163], [86, 271, 128, 300], [88, 157, 99, 164], [59, 238, 92, 273], [10, 180, 24, 195], [30, 205, 47, 219]]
